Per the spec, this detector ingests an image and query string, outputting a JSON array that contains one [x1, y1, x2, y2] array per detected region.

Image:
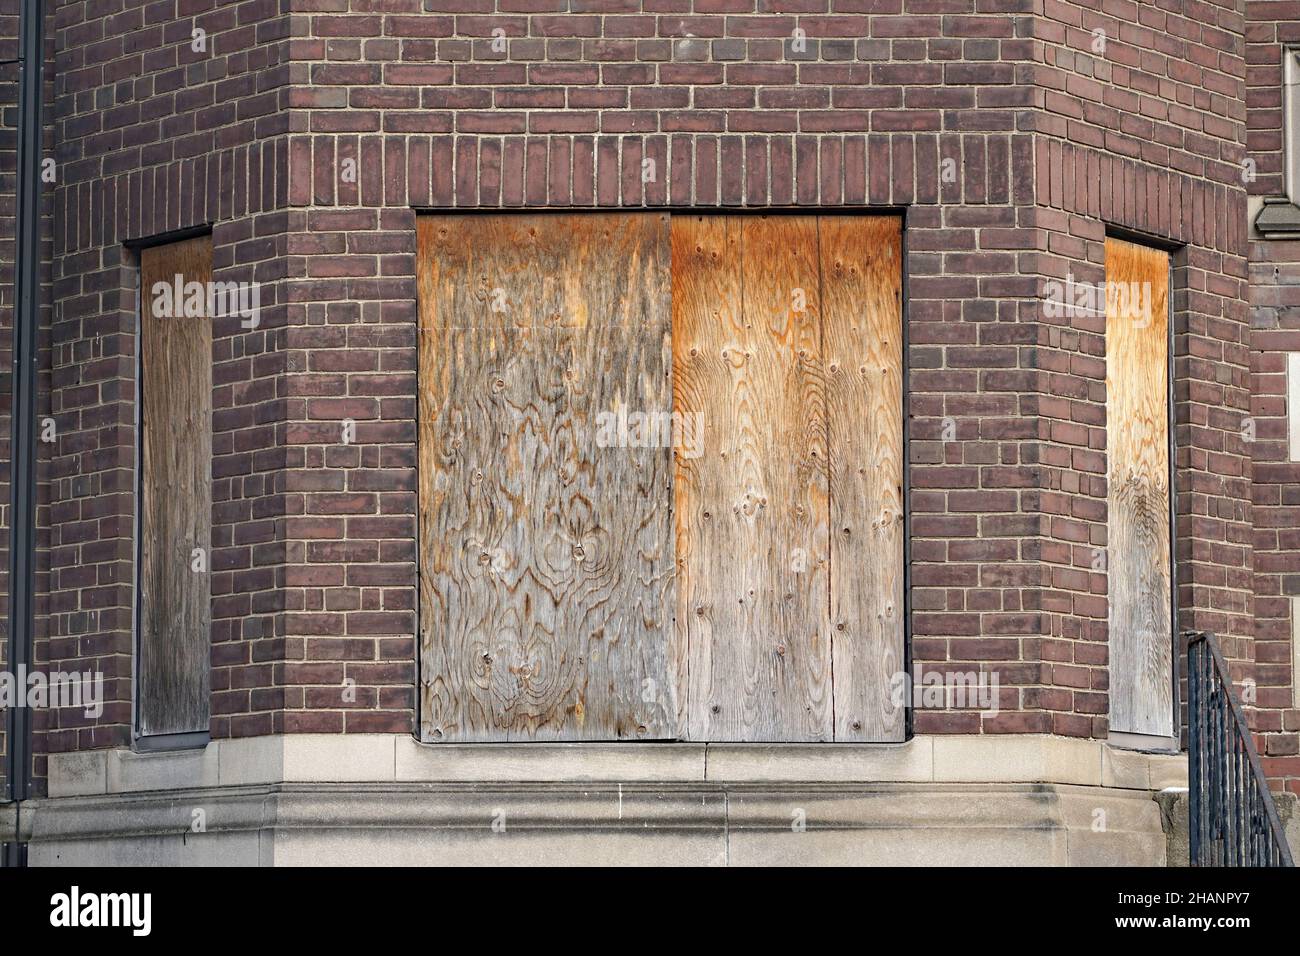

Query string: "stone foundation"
[[22, 734, 1185, 866]]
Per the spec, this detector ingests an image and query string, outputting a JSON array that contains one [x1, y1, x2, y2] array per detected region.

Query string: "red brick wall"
[[28, 0, 1295, 780], [1031, 0, 1252, 740], [1246, 0, 1300, 796], [285, 0, 1049, 738], [40, 0, 292, 790]]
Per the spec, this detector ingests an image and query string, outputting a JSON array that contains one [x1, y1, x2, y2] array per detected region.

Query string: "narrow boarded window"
[[1105, 236, 1173, 740], [417, 213, 905, 743], [138, 236, 213, 740]]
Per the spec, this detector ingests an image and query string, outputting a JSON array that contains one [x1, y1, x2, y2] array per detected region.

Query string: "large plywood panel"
[[822, 216, 906, 742], [672, 214, 904, 741], [139, 235, 214, 738], [417, 213, 677, 741], [1105, 236, 1173, 738], [672, 215, 832, 741]]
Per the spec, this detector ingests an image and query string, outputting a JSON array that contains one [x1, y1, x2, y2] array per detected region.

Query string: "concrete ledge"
[[703, 740, 931, 782], [47, 734, 1188, 796], [395, 740, 707, 782], [25, 781, 1169, 867], [33, 734, 1184, 865]]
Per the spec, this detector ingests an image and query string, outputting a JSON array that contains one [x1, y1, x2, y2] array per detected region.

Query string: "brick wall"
[[1246, 0, 1300, 797], [286, 0, 1052, 739], [39, 0, 292, 794], [1031, 0, 1252, 740], [24, 0, 1296, 786]]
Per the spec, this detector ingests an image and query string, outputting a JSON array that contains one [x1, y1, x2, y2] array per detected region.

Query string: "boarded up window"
[[417, 213, 904, 743], [1105, 236, 1173, 739], [138, 235, 213, 739]]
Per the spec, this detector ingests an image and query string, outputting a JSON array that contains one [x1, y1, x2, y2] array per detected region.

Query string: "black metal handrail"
[[1187, 630, 1294, 867]]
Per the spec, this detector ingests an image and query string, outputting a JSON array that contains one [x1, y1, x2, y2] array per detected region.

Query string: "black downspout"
[[2, 0, 43, 868]]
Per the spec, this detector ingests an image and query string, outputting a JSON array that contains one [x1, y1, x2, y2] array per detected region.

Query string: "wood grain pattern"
[[417, 213, 677, 741], [672, 214, 832, 741], [672, 214, 904, 741], [822, 216, 905, 742], [138, 235, 213, 738], [1105, 235, 1173, 738], [419, 212, 905, 743]]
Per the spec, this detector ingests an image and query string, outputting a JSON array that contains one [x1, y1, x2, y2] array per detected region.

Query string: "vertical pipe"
[[2, 0, 44, 868]]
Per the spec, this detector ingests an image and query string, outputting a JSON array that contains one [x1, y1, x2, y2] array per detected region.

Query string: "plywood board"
[[420, 212, 905, 743], [672, 214, 904, 741], [138, 234, 214, 738], [1105, 235, 1173, 738], [417, 213, 677, 741], [672, 214, 833, 741], [821, 216, 906, 741]]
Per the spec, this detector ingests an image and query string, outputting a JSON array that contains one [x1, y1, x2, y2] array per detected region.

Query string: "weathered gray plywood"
[[822, 216, 906, 742], [672, 214, 833, 741], [138, 235, 213, 738], [417, 213, 677, 741], [1105, 236, 1173, 738], [420, 212, 905, 743]]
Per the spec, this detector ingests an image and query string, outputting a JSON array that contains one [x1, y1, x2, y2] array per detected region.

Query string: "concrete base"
[[1153, 788, 1300, 866], [1154, 788, 1190, 866], [26, 781, 1169, 866], [1280, 792, 1300, 861], [17, 734, 1183, 866]]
